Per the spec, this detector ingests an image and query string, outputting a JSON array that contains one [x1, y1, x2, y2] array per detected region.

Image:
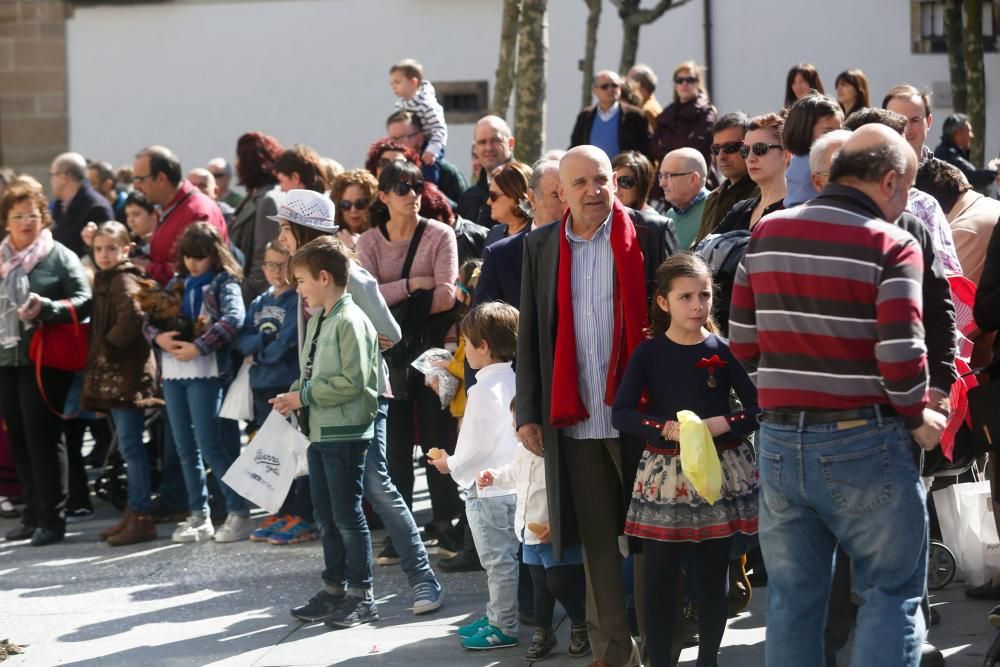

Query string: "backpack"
[[693, 230, 751, 336]]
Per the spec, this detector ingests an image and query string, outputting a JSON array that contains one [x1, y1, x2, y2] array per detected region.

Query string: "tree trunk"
[[619, 21, 640, 74], [491, 0, 523, 118], [514, 0, 548, 164], [580, 0, 602, 110], [945, 0, 967, 112], [964, 0, 986, 166]]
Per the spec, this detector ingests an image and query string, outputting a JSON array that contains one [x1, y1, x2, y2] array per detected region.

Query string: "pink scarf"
[[0, 228, 54, 279]]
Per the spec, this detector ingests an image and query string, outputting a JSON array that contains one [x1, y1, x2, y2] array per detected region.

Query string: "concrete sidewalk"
[[2, 499, 999, 665]]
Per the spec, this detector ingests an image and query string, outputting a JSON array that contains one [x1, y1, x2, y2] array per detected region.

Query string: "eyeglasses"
[[711, 141, 744, 156], [658, 171, 694, 181], [338, 198, 369, 212], [674, 76, 698, 85], [488, 190, 507, 203], [617, 175, 637, 189], [596, 82, 620, 91], [8, 213, 42, 223], [378, 157, 406, 170], [132, 173, 152, 183], [262, 261, 286, 271], [739, 143, 784, 159], [388, 181, 424, 196]]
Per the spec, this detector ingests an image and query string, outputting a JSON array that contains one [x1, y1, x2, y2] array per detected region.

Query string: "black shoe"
[[966, 579, 1000, 600], [524, 627, 556, 661], [5, 523, 35, 541], [990, 603, 1000, 629], [291, 590, 344, 622], [30, 527, 64, 546], [324, 596, 379, 629], [376, 539, 401, 566], [438, 549, 483, 572], [920, 642, 945, 667]]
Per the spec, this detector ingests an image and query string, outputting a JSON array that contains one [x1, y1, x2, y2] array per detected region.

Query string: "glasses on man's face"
[[339, 198, 369, 212], [740, 142, 784, 159], [596, 82, 620, 91], [389, 181, 424, 197], [8, 213, 41, 223], [674, 76, 698, 85], [711, 141, 744, 156], [617, 175, 638, 189], [262, 261, 286, 271], [658, 171, 694, 182], [488, 190, 507, 203], [132, 173, 152, 183]]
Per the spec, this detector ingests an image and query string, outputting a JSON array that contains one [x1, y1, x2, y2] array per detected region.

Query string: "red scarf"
[[551, 198, 648, 428]]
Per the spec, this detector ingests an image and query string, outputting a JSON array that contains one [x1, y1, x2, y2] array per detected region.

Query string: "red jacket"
[[147, 180, 228, 285]]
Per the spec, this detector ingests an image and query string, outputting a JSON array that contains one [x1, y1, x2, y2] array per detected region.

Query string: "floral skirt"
[[624, 440, 759, 543]]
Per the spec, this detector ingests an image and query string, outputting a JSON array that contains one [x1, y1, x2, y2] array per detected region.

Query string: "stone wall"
[[0, 1, 68, 181]]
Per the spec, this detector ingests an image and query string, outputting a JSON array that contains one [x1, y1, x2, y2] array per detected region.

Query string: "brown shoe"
[[99, 509, 131, 541], [107, 513, 157, 546]]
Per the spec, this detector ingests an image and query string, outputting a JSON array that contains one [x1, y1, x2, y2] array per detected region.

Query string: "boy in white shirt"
[[428, 302, 520, 650]]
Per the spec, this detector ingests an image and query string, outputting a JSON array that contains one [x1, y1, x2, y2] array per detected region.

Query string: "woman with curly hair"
[[231, 131, 285, 302], [330, 169, 378, 250]]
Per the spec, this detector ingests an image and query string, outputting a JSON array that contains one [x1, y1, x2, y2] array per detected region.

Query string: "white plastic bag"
[[219, 359, 253, 421], [222, 409, 310, 513], [411, 347, 459, 409], [933, 480, 1000, 586]]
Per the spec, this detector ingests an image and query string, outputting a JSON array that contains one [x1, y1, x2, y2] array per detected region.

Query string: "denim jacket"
[[143, 271, 246, 381]]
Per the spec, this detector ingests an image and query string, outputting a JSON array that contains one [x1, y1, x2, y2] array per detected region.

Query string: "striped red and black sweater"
[[729, 184, 929, 429]]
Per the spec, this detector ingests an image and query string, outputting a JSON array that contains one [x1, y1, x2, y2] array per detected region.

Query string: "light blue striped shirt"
[[564, 213, 618, 440]]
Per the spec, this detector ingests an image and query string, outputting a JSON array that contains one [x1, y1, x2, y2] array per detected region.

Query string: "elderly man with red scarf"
[[517, 145, 676, 667]]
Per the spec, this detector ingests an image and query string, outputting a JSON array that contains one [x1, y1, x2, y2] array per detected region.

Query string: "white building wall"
[[67, 0, 997, 177]]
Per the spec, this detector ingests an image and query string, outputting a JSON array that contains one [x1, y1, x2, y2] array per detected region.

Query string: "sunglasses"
[[617, 175, 638, 189], [740, 142, 784, 159], [596, 82, 621, 91], [388, 181, 424, 196], [711, 141, 744, 156], [339, 198, 369, 212], [488, 190, 507, 203], [674, 75, 698, 85]]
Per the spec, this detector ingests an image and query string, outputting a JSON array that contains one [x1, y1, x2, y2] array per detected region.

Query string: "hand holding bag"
[[678, 410, 722, 505], [222, 409, 310, 514]]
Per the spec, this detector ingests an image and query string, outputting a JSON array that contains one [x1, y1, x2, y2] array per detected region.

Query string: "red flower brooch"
[[696, 354, 727, 389]]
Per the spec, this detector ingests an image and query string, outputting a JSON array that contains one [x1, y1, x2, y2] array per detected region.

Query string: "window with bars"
[[911, 0, 999, 53]]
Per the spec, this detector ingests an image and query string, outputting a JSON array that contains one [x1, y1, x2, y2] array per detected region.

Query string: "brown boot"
[[99, 509, 132, 541], [107, 512, 157, 546]]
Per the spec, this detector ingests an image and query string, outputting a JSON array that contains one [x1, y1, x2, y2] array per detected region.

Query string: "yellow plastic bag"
[[678, 410, 722, 505]]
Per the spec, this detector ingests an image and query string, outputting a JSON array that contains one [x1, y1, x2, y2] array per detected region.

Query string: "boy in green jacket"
[[272, 236, 380, 629]]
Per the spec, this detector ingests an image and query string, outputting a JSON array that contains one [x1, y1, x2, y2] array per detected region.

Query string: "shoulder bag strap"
[[400, 219, 428, 280]]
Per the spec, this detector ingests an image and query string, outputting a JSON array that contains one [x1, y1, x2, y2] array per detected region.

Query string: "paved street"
[[2, 469, 999, 666]]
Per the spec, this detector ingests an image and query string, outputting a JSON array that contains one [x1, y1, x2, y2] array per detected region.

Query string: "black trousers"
[[0, 365, 74, 531], [385, 382, 462, 522]]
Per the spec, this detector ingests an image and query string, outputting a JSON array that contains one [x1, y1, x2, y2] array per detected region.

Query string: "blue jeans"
[[364, 398, 435, 587], [308, 440, 372, 596], [162, 378, 248, 516], [466, 485, 519, 636], [111, 408, 153, 513], [758, 416, 927, 667]]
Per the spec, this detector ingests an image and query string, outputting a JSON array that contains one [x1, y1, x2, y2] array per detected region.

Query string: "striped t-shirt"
[[729, 188, 929, 428]]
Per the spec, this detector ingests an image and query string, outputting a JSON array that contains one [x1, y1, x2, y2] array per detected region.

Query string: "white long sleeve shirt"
[[448, 362, 517, 498], [489, 444, 548, 544]]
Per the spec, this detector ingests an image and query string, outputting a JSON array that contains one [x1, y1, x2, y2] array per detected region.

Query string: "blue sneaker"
[[411, 580, 443, 615], [268, 517, 317, 545], [461, 623, 518, 650], [457, 615, 489, 638], [250, 514, 289, 543]]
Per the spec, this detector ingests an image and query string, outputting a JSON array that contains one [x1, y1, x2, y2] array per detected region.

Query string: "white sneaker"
[[172, 515, 214, 543], [214, 514, 254, 543]]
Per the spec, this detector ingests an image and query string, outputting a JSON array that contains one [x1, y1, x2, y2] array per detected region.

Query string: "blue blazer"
[[474, 227, 529, 309]]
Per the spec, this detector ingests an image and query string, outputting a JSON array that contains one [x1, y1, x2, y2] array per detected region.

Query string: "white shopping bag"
[[219, 360, 253, 421], [933, 480, 1000, 586], [222, 409, 310, 513]]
